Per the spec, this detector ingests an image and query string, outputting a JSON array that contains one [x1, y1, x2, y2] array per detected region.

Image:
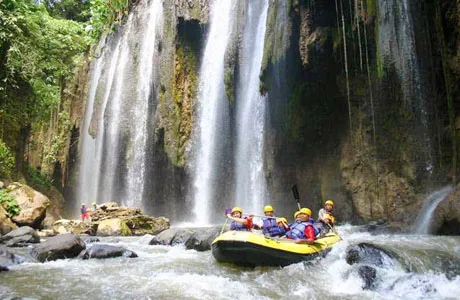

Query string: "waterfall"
[[192, 0, 235, 224], [378, 0, 433, 172], [125, 0, 163, 207], [235, 0, 269, 214], [413, 186, 452, 234], [75, 43, 106, 215], [76, 0, 163, 212]]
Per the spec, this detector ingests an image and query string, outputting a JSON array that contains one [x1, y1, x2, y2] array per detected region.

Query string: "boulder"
[[126, 216, 170, 235], [7, 183, 50, 229], [358, 265, 377, 290], [79, 244, 137, 259], [184, 227, 221, 251], [0, 205, 18, 235], [97, 218, 132, 236], [149, 227, 220, 250], [0, 265, 7, 271], [91, 203, 170, 236], [0, 249, 24, 267], [6, 234, 39, 247], [52, 219, 92, 235], [149, 228, 192, 245], [37, 229, 57, 237], [42, 187, 65, 229], [433, 189, 460, 235], [30, 233, 85, 262], [346, 243, 396, 267], [0, 226, 39, 245]]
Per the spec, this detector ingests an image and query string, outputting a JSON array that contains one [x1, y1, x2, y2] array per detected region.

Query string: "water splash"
[[413, 186, 452, 234], [235, 1, 269, 214], [192, 0, 235, 224]]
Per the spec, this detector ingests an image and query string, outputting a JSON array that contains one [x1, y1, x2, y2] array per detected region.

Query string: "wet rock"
[[97, 218, 132, 236], [53, 219, 92, 235], [42, 187, 66, 229], [83, 237, 100, 243], [433, 189, 460, 235], [0, 205, 18, 235], [7, 182, 50, 229], [0, 226, 40, 245], [149, 228, 193, 246], [6, 234, 39, 247], [346, 243, 396, 267], [0, 249, 24, 267], [91, 203, 170, 236], [30, 233, 85, 262], [184, 227, 220, 251], [358, 265, 377, 290], [0, 265, 8, 271], [37, 229, 57, 237], [79, 244, 137, 259]]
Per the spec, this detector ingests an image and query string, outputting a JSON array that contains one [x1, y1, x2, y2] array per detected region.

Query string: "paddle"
[[291, 184, 302, 210]]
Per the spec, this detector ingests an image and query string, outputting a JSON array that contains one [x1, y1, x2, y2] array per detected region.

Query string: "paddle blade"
[[292, 184, 300, 200]]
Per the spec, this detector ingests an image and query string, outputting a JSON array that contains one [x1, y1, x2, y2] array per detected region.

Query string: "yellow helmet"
[[231, 206, 243, 214], [325, 200, 334, 206], [264, 205, 274, 213], [92, 202, 97, 206], [276, 217, 288, 223], [300, 208, 312, 216], [294, 211, 301, 218], [324, 213, 336, 223]]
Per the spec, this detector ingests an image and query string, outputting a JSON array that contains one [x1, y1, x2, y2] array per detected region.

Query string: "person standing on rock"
[[81, 203, 89, 222], [92, 202, 98, 211]]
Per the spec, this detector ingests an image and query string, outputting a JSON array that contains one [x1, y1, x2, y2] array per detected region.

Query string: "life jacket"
[[262, 217, 284, 236], [286, 219, 320, 239], [81, 207, 87, 214], [230, 219, 250, 231]]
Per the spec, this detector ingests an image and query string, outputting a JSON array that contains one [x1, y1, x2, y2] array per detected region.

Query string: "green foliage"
[[27, 165, 52, 190], [43, 0, 91, 22], [0, 139, 15, 178], [0, 189, 20, 216], [88, 0, 129, 40], [0, 0, 90, 124]]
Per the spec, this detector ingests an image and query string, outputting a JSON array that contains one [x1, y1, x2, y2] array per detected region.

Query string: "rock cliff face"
[[11, 0, 460, 229]]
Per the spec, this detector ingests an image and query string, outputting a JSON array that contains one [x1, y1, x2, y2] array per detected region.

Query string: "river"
[[1, 226, 460, 299]]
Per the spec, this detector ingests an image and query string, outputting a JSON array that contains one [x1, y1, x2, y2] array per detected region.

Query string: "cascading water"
[[125, 0, 163, 207], [192, 0, 235, 224], [75, 44, 106, 215], [235, 0, 269, 214], [76, 0, 163, 212], [378, 0, 433, 172], [413, 186, 453, 234]]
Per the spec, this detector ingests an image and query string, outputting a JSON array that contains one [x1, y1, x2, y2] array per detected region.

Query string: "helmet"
[[264, 205, 274, 213], [276, 217, 288, 223], [231, 206, 243, 214], [299, 207, 312, 216], [82, 203, 86, 206], [324, 213, 336, 223], [325, 200, 334, 206], [294, 211, 301, 218], [92, 202, 97, 206]]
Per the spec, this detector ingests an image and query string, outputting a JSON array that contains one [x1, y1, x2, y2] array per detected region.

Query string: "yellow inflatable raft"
[[212, 231, 341, 267]]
